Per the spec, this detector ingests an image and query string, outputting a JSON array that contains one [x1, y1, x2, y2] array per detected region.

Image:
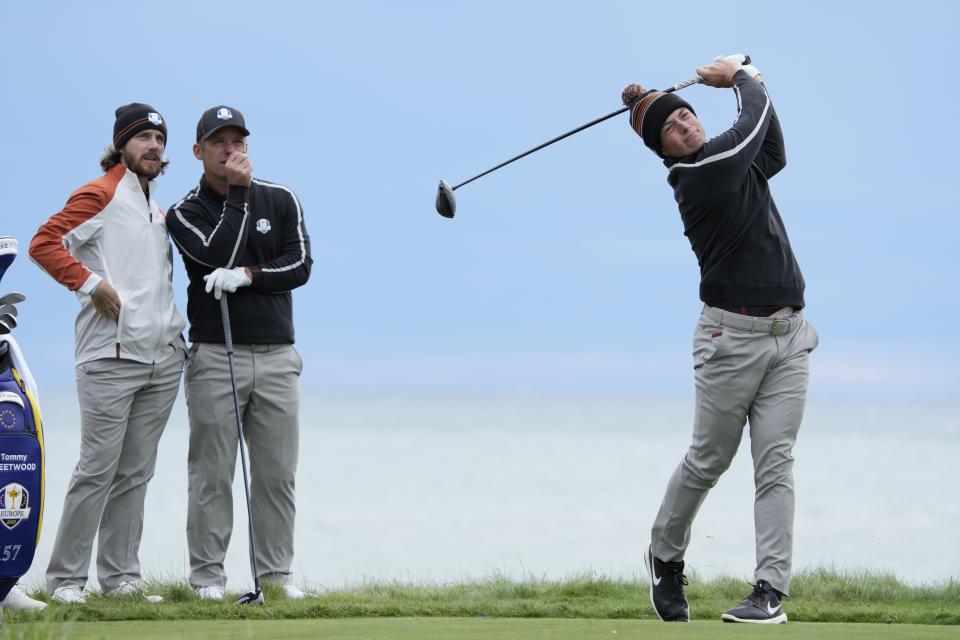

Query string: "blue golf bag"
[[0, 339, 45, 602], [0, 235, 44, 604]]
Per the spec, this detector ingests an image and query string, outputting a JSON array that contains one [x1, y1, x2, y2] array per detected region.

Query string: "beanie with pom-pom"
[[621, 84, 694, 157]]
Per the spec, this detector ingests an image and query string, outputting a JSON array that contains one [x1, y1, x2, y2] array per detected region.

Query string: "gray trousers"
[[46, 347, 184, 592], [651, 306, 818, 595], [184, 342, 302, 588]]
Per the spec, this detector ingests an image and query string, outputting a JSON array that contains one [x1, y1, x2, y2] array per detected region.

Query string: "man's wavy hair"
[[100, 145, 170, 174]]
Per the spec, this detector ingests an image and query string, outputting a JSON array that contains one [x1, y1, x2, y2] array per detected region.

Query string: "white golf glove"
[[716, 53, 761, 79], [203, 267, 251, 300]]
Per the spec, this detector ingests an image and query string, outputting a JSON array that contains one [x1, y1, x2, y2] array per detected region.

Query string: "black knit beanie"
[[113, 103, 167, 150], [628, 91, 695, 156]]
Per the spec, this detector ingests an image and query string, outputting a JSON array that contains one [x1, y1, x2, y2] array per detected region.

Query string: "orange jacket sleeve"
[[29, 183, 109, 292]]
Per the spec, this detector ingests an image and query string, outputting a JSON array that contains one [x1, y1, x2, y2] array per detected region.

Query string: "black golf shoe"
[[721, 580, 788, 624], [644, 545, 689, 622]]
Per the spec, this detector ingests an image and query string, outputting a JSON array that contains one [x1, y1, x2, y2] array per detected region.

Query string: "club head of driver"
[[235, 590, 264, 606], [0, 304, 17, 318], [0, 314, 15, 330], [436, 179, 456, 218], [0, 293, 26, 306], [0, 320, 10, 335]]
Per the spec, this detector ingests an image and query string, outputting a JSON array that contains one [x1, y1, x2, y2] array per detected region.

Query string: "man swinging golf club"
[[165, 106, 312, 602], [623, 56, 818, 623]]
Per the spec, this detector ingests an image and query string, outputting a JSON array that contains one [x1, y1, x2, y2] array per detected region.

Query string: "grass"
[[2, 568, 957, 631], [2, 618, 960, 640]]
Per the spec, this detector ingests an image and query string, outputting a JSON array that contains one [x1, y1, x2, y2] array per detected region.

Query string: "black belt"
[[717, 304, 791, 318]]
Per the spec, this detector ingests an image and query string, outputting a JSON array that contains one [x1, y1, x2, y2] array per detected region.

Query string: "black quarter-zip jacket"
[[664, 70, 804, 310], [165, 176, 312, 344]]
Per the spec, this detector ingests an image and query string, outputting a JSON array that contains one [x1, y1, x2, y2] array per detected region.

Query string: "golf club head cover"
[[0, 237, 17, 286], [0, 336, 44, 596]]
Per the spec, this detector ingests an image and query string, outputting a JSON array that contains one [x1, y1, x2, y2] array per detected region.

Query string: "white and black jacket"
[[166, 176, 312, 344], [665, 69, 805, 311]]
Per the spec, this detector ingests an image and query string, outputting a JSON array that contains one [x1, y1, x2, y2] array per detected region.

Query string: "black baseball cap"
[[196, 105, 250, 142]]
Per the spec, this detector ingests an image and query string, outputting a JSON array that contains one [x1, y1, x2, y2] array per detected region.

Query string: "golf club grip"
[[219, 296, 234, 354], [664, 75, 703, 93], [664, 56, 751, 93]]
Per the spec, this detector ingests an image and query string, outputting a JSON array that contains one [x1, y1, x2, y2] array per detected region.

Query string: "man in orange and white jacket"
[[29, 103, 185, 604]]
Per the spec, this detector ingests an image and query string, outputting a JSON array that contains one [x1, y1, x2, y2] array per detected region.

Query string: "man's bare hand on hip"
[[91, 281, 121, 322]]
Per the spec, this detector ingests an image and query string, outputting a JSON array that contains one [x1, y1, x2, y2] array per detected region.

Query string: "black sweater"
[[165, 176, 312, 344], [665, 70, 804, 311]]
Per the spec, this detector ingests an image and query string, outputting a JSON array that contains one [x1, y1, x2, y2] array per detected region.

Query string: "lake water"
[[15, 391, 960, 592]]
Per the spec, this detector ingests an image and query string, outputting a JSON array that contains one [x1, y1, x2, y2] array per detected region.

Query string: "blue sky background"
[[1, 1, 957, 403]]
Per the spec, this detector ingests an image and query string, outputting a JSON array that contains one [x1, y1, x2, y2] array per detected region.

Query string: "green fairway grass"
[[4, 569, 958, 632], [2, 618, 960, 640]]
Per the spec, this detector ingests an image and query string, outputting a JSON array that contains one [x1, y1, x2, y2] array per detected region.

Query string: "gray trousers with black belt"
[[184, 342, 302, 588], [651, 306, 818, 595]]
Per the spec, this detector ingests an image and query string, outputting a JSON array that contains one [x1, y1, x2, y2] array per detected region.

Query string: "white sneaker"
[[195, 585, 225, 601], [51, 585, 87, 604], [1, 585, 48, 610], [105, 580, 164, 603], [282, 584, 305, 600]]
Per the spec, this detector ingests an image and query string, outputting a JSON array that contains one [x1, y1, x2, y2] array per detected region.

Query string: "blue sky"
[[1, 1, 957, 402]]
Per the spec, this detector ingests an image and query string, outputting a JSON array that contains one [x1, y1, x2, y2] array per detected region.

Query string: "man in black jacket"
[[165, 106, 312, 601], [623, 57, 817, 624]]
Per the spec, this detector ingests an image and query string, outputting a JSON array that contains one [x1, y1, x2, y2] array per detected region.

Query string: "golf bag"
[[0, 340, 45, 603], [0, 236, 45, 604]]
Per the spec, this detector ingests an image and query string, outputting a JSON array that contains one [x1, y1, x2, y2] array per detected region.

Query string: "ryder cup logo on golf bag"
[[0, 360, 44, 581]]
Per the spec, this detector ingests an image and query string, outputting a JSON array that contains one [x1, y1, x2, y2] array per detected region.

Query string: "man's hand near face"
[[225, 152, 253, 188]]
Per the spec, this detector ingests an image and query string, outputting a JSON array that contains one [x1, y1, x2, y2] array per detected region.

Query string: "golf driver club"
[[436, 57, 750, 218], [0, 319, 10, 335], [0, 314, 15, 330], [0, 293, 26, 307], [219, 295, 265, 606], [0, 304, 17, 318]]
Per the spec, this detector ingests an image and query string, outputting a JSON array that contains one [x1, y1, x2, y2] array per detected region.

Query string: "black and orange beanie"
[[113, 103, 167, 150], [622, 85, 694, 156]]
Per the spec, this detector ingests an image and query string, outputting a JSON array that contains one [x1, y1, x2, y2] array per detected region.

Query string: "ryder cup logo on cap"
[[0, 483, 31, 530], [147, 112, 163, 126], [197, 105, 250, 142], [256, 218, 271, 234]]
